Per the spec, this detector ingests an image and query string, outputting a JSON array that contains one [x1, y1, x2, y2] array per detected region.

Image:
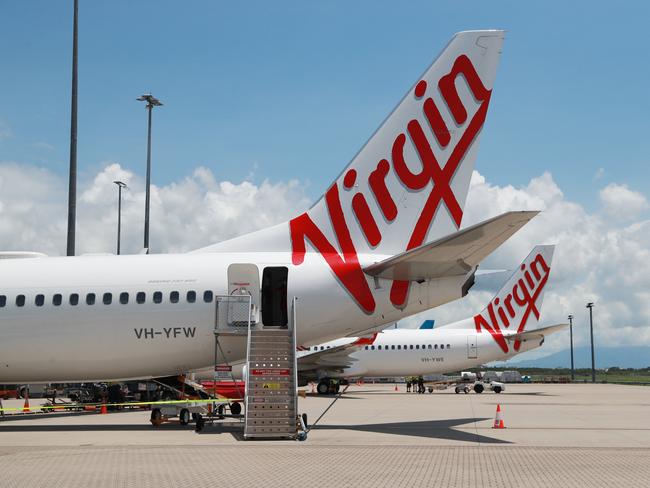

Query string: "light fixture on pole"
[[568, 314, 574, 381], [113, 181, 127, 255], [136, 93, 163, 254], [586, 302, 596, 383]]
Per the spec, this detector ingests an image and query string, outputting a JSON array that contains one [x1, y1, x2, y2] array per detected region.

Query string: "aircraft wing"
[[362, 211, 539, 281], [298, 335, 376, 373], [506, 323, 568, 342]]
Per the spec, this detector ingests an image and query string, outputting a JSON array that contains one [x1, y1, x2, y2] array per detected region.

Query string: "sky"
[[1, 1, 650, 362]]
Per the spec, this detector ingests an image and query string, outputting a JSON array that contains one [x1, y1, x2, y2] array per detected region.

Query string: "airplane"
[[0, 29, 537, 384], [296, 246, 566, 394]]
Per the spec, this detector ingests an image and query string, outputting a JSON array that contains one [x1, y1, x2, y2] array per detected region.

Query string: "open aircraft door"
[[467, 335, 478, 359]]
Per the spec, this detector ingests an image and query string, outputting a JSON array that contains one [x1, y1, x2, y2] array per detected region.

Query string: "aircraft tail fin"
[[419, 320, 435, 330], [289, 30, 505, 257], [473, 245, 555, 352]]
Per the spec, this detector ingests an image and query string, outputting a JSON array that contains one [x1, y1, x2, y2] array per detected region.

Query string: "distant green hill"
[[491, 346, 650, 369]]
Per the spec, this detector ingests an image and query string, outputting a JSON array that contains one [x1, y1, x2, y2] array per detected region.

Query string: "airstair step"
[[241, 306, 298, 439]]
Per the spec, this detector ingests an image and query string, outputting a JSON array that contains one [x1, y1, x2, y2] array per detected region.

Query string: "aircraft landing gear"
[[317, 381, 330, 395], [317, 379, 340, 395]]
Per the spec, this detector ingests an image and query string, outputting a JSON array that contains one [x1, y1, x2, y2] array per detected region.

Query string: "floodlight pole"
[[586, 303, 595, 383], [137, 94, 162, 253], [114, 181, 127, 255], [66, 0, 79, 256], [568, 314, 574, 380]]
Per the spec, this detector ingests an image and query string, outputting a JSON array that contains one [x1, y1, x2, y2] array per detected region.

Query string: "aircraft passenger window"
[[365, 346, 368, 350], [170, 291, 179, 303], [203, 290, 213, 303], [409, 345, 413, 350], [261, 266, 288, 327], [434, 344, 438, 350], [153, 291, 163, 304], [326, 346, 330, 349], [320, 346, 324, 351], [378, 345, 382, 350], [103, 293, 112, 305], [136, 292, 146, 304], [427, 344, 432, 349], [35, 294, 45, 307], [415, 345, 420, 350], [391, 345, 395, 350], [53, 294, 62, 306], [440, 344, 444, 350], [16, 295, 25, 307], [371, 345, 375, 350], [119, 292, 129, 305], [397, 345, 401, 350], [70, 293, 79, 306], [86, 293, 95, 305], [447, 344, 450, 349], [186, 290, 196, 303], [0, 295, 5, 307]]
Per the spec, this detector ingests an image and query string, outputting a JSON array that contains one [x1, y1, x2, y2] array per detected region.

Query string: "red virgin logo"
[[290, 55, 492, 314], [474, 253, 550, 353]]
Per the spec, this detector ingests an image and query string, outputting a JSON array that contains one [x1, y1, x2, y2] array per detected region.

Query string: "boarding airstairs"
[[213, 295, 301, 440]]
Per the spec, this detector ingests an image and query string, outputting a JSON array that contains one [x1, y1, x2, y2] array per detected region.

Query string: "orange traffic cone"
[[22, 390, 30, 413], [492, 404, 505, 429], [100, 404, 108, 414]]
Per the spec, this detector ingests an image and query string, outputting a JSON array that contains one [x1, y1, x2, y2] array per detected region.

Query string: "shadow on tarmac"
[[0, 415, 511, 444], [312, 418, 512, 444]]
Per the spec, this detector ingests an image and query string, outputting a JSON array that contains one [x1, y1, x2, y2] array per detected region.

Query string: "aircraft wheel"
[[473, 383, 484, 394], [455, 387, 461, 394], [179, 408, 190, 426], [230, 402, 242, 415], [194, 414, 205, 433], [464, 387, 470, 394], [493, 386, 502, 394], [317, 381, 330, 395], [150, 408, 162, 427]]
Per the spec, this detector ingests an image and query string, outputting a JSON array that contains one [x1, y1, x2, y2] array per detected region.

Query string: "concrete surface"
[[0, 383, 648, 487]]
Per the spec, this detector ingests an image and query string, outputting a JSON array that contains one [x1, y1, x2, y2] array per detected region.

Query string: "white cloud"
[[599, 183, 648, 218], [0, 161, 311, 256], [399, 170, 650, 358]]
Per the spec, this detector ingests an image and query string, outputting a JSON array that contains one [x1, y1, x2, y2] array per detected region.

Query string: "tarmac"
[[0, 383, 648, 487]]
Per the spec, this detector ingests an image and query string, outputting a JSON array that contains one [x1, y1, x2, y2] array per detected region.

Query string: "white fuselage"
[[0, 252, 471, 382], [301, 325, 540, 379]]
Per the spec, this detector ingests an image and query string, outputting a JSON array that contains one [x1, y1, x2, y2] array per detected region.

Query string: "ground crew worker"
[[406, 379, 411, 392]]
